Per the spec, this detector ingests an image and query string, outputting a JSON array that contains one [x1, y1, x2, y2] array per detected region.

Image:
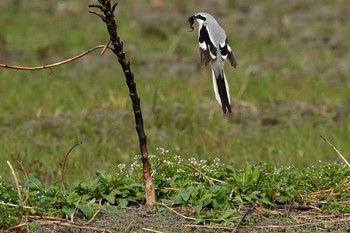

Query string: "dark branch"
[[89, 0, 156, 206]]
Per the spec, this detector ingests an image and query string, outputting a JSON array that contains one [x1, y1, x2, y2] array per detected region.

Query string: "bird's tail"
[[212, 69, 231, 113]]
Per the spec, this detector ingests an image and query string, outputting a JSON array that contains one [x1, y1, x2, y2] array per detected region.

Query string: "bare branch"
[[89, 0, 156, 206], [88, 10, 105, 21], [0, 45, 106, 71], [111, 3, 118, 12], [88, 4, 104, 11]]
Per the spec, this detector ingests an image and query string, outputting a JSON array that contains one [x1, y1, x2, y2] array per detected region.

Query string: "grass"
[[1, 152, 350, 230], [1, 1, 350, 184]]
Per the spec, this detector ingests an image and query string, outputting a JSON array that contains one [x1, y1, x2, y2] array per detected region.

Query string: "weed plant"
[[1, 149, 350, 229]]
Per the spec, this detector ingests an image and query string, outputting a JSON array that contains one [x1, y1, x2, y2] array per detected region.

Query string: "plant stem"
[[89, 0, 156, 206]]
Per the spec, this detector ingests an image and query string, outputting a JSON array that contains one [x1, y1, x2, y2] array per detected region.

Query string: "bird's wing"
[[219, 39, 237, 68], [198, 24, 217, 66]]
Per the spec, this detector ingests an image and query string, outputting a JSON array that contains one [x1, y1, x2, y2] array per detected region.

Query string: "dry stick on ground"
[[34, 221, 113, 233], [158, 203, 196, 221], [232, 206, 255, 233], [83, 210, 101, 226], [142, 228, 164, 233], [89, 0, 156, 206]]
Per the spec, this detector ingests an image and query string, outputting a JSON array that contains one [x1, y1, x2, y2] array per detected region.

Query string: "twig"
[[158, 203, 196, 221], [0, 45, 106, 71], [6, 161, 22, 204], [15, 159, 28, 180], [142, 228, 164, 233], [302, 178, 350, 199], [163, 187, 180, 192], [36, 221, 113, 232], [184, 216, 350, 230], [184, 164, 214, 185], [6, 223, 27, 231], [183, 224, 234, 230], [83, 210, 101, 225], [13, 217, 109, 232], [101, 40, 111, 55], [272, 203, 327, 211], [320, 136, 350, 167], [232, 206, 255, 233], [61, 142, 82, 187], [15, 159, 30, 206], [125, 220, 136, 232], [27, 215, 67, 221], [238, 217, 350, 229], [0, 201, 33, 209], [209, 177, 228, 184]]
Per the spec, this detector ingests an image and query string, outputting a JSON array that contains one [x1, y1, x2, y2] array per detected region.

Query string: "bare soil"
[[32, 207, 350, 233]]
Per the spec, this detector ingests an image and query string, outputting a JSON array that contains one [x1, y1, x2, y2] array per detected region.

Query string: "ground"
[[27, 207, 350, 233]]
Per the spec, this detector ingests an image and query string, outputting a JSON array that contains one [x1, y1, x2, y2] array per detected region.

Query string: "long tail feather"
[[212, 70, 231, 113]]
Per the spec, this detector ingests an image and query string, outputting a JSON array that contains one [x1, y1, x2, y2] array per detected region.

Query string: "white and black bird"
[[188, 12, 237, 113]]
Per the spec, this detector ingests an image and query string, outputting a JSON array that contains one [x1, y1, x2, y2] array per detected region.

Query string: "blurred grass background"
[[0, 0, 349, 182]]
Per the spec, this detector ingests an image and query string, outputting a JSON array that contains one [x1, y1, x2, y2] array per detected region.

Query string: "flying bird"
[[188, 12, 237, 113]]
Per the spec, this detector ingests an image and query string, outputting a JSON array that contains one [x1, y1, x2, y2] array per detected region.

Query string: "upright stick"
[[89, 0, 156, 206]]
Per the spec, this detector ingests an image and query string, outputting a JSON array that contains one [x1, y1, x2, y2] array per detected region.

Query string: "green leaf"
[[160, 199, 173, 206], [232, 195, 244, 205], [101, 189, 119, 204], [61, 205, 76, 217], [200, 194, 213, 207], [180, 188, 192, 202], [78, 205, 94, 219], [220, 210, 234, 219], [99, 205, 122, 214], [117, 198, 128, 208], [174, 193, 186, 205], [27, 174, 43, 190], [252, 167, 260, 184], [193, 204, 203, 212]]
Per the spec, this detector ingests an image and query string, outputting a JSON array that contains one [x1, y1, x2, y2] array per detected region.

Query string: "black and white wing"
[[219, 39, 237, 68], [198, 24, 217, 66]]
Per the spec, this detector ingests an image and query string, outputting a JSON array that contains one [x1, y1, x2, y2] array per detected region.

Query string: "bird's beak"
[[188, 15, 196, 32]]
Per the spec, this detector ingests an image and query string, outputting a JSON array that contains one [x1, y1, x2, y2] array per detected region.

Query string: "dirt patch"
[[32, 207, 350, 233]]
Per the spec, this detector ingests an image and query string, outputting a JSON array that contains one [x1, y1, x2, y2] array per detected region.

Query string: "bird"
[[188, 12, 237, 113]]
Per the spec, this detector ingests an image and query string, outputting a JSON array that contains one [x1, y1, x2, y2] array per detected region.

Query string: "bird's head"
[[188, 13, 207, 32]]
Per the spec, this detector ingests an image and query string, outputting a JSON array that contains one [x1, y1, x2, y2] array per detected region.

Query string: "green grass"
[[0, 1, 350, 184], [1, 154, 350, 229]]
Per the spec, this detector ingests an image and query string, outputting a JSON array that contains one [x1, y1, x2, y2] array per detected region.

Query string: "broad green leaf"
[[193, 204, 203, 212], [78, 205, 94, 219], [160, 199, 173, 206], [27, 174, 43, 190], [101, 189, 119, 204], [99, 205, 122, 214], [117, 198, 128, 208], [252, 167, 260, 184], [174, 194, 186, 205], [180, 188, 192, 202]]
